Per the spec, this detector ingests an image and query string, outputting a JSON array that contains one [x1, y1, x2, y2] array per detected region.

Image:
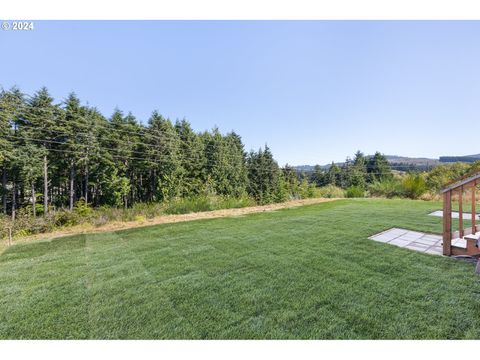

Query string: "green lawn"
[[1, 198, 480, 339]]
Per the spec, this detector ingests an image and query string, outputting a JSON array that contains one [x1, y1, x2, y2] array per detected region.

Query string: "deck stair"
[[442, 172, 479, 258], [449, 232, 480, 256]]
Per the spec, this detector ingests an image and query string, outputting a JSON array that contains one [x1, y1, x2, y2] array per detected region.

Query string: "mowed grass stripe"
[[1, 199, 480, 339]]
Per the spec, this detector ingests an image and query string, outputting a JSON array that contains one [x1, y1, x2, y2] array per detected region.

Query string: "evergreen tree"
[[310, 164, 325, 187], [146, 111, 184, 201], [21, 87, 61, 215], [283, 164, 301, 199], [247, 145, 281, 204], [175, 119, 206, 196], [203, 128, 235, 196], [224, 131, 248, 197], [367, 152, 392, 182], [351, 150, 368, 188], [62, 93, 85, 210], [325, 162, 341, 186], [0, 88, 24, 214], [106, 109, 141, 207], [1, 85, 322, 217]]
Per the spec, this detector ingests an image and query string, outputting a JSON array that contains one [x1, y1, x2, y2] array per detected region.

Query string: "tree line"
[[309, 150, 393, 189], [0, 86, 317, 220]]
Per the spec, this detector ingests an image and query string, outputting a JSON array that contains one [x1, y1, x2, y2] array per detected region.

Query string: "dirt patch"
[[12, 198, 339, 244]]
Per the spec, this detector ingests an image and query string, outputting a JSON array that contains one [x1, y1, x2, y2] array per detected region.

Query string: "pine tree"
[[247, 145, 281, 204], [204, 128, 229, 196], [62, 93, 85, 210], [310, 164, 325, 187], [283, 164, 300, 199], [146, 111, 184, 201], [0, 88, 23, 214], [367, 152, 392, 183], [107, 109, 140, 208], [22, 87, 62, 215], [224, 131, 248, 197], [325, 162, 341, 186], [175, 119, 206, 196], [350, 150, 367, 188]]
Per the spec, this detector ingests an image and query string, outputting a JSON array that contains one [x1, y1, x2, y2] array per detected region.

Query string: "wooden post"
[[443, 190, 452, 256], [7, 227, 12, 247], [459, 186, 464, 237], [473, 181, 477, 234]]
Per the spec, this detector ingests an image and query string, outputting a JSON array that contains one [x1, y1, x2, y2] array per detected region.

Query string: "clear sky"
[[1, 21, 480, 165]]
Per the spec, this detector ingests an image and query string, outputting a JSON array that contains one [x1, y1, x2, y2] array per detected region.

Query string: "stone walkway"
[[429, 210, 479, 220], [369, 228, 443, 256]]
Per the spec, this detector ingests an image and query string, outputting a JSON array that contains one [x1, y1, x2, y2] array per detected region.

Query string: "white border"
[[2, 0, 480, 356], [1, 0, 480, 20], [1, 340, 479, 359]]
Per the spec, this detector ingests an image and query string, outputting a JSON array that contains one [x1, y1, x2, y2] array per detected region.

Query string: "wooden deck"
[[442, 172, 479, 256]]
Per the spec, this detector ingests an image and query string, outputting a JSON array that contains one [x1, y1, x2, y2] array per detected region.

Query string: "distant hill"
[[384, 155, 440, 166], [294, 154, 480, 173], [294, 165, 318, 172], [294, 155, 440, 173], [439, 154, 480, 163]]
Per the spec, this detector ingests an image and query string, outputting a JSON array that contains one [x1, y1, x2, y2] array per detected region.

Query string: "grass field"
[[1, 198, 480, 339]]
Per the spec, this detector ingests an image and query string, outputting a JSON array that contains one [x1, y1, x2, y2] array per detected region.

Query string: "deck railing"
[[442, 173, 480, 256]]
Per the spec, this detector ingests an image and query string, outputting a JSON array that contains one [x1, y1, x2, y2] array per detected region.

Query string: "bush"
[[346, 186, 365, 198], [316, 185, 345, 198], [368, 178, 403, 198], [425, 163, 470, 192], [73, 198, 93, 217], [402, 173, 427, 199], [53, 210, 80, 227], [299, 179, 317, 199]]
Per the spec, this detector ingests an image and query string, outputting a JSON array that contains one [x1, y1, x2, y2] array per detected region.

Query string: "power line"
[[4, 134, 440, 175], [4, 134, 252, 165], [5, 129, 440, 170]]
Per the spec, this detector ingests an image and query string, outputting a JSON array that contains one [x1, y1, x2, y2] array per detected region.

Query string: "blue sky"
[[1, 21, 480, 165]]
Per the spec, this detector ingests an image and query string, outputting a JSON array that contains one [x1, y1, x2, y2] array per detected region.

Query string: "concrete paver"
[[369, 228, 445, 256]]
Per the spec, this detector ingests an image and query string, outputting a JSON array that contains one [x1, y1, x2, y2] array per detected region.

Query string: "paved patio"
[[369, 228, 443, 256], [429, 210, 480, 220]]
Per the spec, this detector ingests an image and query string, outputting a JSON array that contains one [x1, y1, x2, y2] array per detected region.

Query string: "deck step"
[[451, 238, 467, 249], [464, 232, 480, 241]]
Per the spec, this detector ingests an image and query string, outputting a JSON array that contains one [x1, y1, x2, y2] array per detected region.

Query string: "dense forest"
[[1, 86, 323, 221]]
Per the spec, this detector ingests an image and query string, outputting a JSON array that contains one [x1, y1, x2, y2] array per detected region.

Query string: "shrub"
[[425, 163, 470, 192], [368, 178, 403, 198], [73, 198, 93, 217], [402, 173, 427, 199], [316, 185, 345, 198], [346, 186, 365, 198], [299, 179, 316, 199], [53, 210, 80, 227], [134, 215, 146, 222]]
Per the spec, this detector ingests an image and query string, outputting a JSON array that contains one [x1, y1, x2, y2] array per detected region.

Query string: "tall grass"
[[162, 195, 256, 215], [315, 185, 346, 198], [0, 195, 258, 240]]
